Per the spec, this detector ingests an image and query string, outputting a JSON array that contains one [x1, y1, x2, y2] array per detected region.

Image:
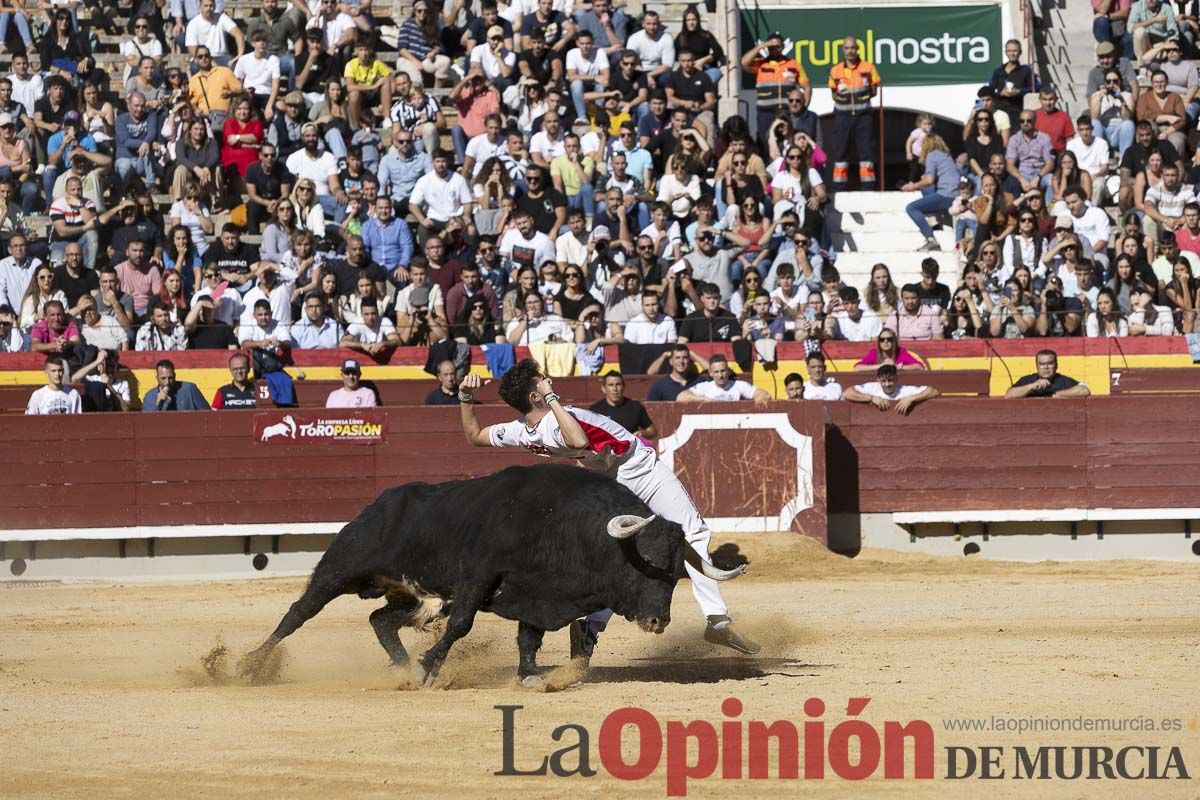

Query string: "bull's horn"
[[684, 547, 747, 581], [607, 514, 657, 539]]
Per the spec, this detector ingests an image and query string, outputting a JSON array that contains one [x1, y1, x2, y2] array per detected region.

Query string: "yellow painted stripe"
[[7, 354, 1197, 401], [766, 353, 1196, 397]]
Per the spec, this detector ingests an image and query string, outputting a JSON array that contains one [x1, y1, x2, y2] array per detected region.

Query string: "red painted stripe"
[[576, 420, 632, 456]]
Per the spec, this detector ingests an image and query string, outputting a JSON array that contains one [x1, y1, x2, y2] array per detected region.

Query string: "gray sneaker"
[[703, 617, 761, 655], [917, 237, 941, 252], [569, 619, 598, 665]]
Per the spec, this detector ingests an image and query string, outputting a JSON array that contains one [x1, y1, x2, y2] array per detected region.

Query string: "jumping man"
[[459, 359, 761, 661]]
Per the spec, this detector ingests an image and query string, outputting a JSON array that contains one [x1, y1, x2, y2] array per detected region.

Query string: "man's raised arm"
[[459, 372, 494, 446]]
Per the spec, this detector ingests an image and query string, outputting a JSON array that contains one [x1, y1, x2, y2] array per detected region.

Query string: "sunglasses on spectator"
[[793, 237, 809, 245], [620, 131, 634, 138], [1020, 217, 1035, 222], [135, 23, 149, 29], [204, 272, 219, 279], [879, 336, 896, 343], [786, 153, 801, 160], [697, 233, 714, 241], [637, 245, 655, 251], [788, 97, 804, 104], [732, 158, 747, 165], [1019, 117, 1034, 124]]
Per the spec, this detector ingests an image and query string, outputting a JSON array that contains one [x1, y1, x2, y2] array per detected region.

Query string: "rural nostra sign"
[[740, 4, 1004, 86]]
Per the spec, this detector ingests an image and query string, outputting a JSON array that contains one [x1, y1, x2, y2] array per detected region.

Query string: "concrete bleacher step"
[[833, 251, 960, 282], [832, 229, 957, 253], [833, 191, 925, 214]]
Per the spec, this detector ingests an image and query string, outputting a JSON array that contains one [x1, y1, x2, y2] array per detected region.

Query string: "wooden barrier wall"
[[3, 397, 1195, 543], [825, 396, 1199, 513], [0, 404, 828, 541]]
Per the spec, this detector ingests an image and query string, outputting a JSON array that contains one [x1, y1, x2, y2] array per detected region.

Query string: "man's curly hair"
[[498, 358, 542, 413]]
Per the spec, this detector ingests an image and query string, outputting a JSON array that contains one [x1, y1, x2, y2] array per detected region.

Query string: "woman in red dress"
[[220, 95, 263, 204]]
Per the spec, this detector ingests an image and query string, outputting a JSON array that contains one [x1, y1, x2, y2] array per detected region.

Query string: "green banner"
[[740, 4, 1004, 87]]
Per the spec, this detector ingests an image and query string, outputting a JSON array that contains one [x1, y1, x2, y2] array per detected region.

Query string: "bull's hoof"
[[519, 673, 545, 689], [413, 661, 438, 687], [236, 643, 286, 684]]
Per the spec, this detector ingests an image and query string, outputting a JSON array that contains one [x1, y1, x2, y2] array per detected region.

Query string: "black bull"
[[241, 463, 712, 685]]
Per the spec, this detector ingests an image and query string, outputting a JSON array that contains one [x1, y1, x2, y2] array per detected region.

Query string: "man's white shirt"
[[622, 312, 676, 343], [685, 379, 757, 401], [803, 378, 843, 400], [854, 381, 925, 400], [345, 318, 397, 344]]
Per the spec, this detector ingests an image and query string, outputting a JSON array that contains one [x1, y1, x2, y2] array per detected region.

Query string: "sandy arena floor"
[[2, 533, 1198, 799]]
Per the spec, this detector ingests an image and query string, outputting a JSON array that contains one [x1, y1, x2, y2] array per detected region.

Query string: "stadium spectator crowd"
[[0, 0, 1192, 416]]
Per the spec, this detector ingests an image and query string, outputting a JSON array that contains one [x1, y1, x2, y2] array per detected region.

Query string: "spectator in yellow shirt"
[[189, 46, 243, 135], [551, 133, 597, 225], [344, 37, 393, 129]]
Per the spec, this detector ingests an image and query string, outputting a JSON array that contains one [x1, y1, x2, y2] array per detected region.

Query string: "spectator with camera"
[[1035, 275, 1086, 336]]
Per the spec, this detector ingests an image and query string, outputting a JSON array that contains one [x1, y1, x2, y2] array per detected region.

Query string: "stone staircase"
[[827, 192, 960, 289], [1034, 0, 1097, 118]]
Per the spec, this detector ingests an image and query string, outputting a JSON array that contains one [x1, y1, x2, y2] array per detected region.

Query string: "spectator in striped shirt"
[[396, 0, 452, 89]]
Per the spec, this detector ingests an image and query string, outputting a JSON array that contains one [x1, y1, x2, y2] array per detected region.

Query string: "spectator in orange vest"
[[740, 31, 809, 154], [827, 36, 881, 192]]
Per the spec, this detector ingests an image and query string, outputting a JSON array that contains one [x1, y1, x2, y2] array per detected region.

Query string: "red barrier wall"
[[3, 397, 1191, 543], [0, 403, 828, 541], [825, 396, 1198, 513]]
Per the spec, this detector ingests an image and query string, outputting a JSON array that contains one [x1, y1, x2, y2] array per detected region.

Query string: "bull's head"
[[607, 514, 746, 582]]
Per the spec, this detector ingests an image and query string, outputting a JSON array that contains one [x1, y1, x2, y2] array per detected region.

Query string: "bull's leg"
[[516, 622, 545, 687], [238, 575, 345, 680], [414, 581, 490, 686], [369, 597, 418, 667]]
